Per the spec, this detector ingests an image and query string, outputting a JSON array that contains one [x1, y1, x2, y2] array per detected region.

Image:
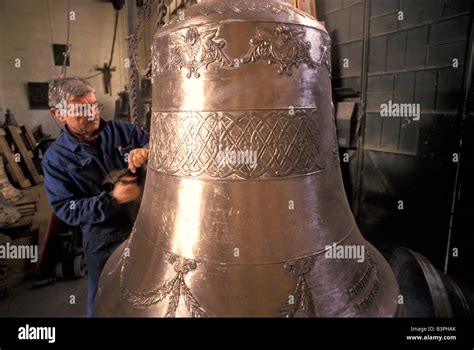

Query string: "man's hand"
[[112, 176, 140, 204], [128, 148, 149, 174]]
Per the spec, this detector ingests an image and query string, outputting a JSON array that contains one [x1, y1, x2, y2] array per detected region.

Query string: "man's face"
[[52, 91, 101, 136]]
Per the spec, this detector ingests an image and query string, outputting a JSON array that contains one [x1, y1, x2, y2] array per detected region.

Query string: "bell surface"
[[95, 0, 400, 317]]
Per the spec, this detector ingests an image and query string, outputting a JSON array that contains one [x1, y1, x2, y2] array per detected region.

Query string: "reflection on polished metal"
[[95, 0, 400, 317]]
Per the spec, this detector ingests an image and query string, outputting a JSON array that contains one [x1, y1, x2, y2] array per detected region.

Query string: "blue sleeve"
[[130, 123, 150, 149], [42, 160, 122, 226], [113, 120, 150, 149]]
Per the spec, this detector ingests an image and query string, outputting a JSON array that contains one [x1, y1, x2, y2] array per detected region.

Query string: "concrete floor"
[[0, 184, 88, 317], [0, 276, 87, 317]]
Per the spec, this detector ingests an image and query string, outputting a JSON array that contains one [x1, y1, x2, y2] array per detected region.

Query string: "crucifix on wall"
[[95, 63, 116, 95]]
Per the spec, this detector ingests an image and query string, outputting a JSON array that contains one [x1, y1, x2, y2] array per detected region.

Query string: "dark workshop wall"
[[316, 0, 473, 285]]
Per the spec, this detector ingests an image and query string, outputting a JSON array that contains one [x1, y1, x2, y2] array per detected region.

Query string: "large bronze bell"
[[95, 0, 401, 317]]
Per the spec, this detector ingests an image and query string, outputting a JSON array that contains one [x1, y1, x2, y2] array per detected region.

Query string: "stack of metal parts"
[[95, 0, 401, 317]]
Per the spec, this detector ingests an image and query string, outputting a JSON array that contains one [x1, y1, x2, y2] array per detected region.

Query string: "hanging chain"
[[127, 0, 167, 125], [60, 0, 72, 78]]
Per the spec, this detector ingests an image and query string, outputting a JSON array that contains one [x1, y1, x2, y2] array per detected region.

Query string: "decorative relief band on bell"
[[165, 26, 233, 78], [320, 31, 332, 77], [120, 229, 207, 317], [113, 226, 384, 317], [155, 23, 331, 78], [241, 25, 316, 75], [346, 251, 377, 300], [149, 109, 323, 179], [345, 250, 381, 311], [280, 257, 317, 317]]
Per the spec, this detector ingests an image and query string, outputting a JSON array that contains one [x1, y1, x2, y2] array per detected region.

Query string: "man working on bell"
[[42, 77, 149, 317]]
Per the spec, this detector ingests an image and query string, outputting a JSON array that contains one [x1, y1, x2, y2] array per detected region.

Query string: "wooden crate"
[[20, 125, 37, 150], [5, 126, 43, 185], [0, 129, 31, 188], [20, 125, 43, 175]]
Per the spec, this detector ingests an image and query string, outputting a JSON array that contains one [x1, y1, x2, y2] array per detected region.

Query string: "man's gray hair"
[[48, 77, 95, 108]]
